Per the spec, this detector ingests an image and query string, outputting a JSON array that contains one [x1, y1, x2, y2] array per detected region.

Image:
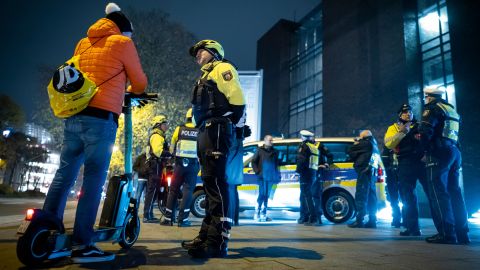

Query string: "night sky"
[[0, 0, 319, 119]]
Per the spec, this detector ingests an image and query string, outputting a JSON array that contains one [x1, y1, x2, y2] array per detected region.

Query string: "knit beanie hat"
[[105, 3, 133, 33]]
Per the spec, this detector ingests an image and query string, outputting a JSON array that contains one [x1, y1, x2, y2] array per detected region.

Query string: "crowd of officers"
[[380, 85, 469, 244], [135, 83, 471, 261], [294, 85, 470, 246], [134, 40, 470, 258]]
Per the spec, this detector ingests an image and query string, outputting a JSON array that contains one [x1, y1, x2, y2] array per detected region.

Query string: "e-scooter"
[[16, 93, 157, 266]]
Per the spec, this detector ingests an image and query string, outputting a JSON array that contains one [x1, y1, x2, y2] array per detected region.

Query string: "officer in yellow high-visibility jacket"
[[160, 108, 199, 227], [182, 40, 246, 258], [143, 115, 170, 223], [384, 104, 429, 237]]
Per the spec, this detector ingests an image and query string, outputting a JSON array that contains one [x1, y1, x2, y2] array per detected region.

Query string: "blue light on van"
[[469, 209, 480, 224], [377, 202, 404, 221]]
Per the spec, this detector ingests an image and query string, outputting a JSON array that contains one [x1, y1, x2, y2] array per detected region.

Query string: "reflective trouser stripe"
[[220, 217, 233, 223]]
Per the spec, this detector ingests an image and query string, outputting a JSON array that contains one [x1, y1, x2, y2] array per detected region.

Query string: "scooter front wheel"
[[17, 225, 55, 266], [119, 213, 140, 249]]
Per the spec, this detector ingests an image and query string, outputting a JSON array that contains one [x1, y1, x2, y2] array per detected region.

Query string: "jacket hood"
[[87, 18, 122, 38]]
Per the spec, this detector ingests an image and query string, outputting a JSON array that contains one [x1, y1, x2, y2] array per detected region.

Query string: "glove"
[[243, 125, 252, 138]]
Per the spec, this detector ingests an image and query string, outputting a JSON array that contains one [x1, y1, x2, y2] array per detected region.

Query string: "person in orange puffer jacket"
[[42, 2, 147, 264]]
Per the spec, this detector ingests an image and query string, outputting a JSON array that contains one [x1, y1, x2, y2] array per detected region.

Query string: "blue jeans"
[[135, 179, 147, 206], [43, 114, 117, 246]]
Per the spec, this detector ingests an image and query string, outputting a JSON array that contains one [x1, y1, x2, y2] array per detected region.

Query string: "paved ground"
[[0, 198, 479, 269]]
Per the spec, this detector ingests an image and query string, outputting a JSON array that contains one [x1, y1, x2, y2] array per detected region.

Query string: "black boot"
[[364, 218, 377, 228], [391, 218, 401, 228], [297, 216, 308, 224], [160, 218, 173, 226], [188, 243, 228, 258], [348, 220, 364, 228], [457, 232, 471, 245], [178, 220, 192, 227], [399, 229, 422, 236], [425, 233, 457, 244], [143, 213, 159, 223], [181, 236, 205, 250]]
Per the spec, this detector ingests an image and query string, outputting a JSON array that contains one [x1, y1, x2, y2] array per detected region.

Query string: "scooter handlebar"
[[125, 92, 159, 108]]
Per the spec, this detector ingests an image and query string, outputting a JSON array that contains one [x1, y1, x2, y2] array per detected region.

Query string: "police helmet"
[[424, 85, 446, 97], [152, 115, 168, 125], [300, 130, 314, 141], [189, 40, 224, 60], [186, 108, 193, 119], [397, 104, 412, 116]]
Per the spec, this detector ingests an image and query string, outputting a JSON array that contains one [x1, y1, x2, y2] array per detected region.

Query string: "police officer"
[[181, 40, 246, 258], [160, 108, 199, 227], [296, 130, 321, 226], [143, 115, 170, 223], [348, 130, 379, 228], [419, 86, 470, 244], [384, 104, 429, 236], [313, 142, 332, 225], [380, 146, 403, 228]]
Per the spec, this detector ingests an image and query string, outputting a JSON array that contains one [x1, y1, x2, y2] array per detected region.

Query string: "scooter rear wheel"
[[119, 213, 140, 249], [17, 225, 55, 266]]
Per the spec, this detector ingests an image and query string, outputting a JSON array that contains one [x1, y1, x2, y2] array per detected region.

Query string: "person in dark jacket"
[[252, 135, 280, 222], [133, 153, 149, 210], [296, 130, 321, 226], [418, 85, 469, 245], [347, 130, 380, 228]]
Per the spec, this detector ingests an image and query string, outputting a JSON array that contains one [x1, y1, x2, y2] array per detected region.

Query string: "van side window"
[[274, 144, 288, 165], [321, 142, 354, 163], [243, 145, 257, 168], [287, 144, 299, 165]]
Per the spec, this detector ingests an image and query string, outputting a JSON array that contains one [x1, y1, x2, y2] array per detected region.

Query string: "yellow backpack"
[[47, 54, 97, 118], [47, 37, 122, 118]]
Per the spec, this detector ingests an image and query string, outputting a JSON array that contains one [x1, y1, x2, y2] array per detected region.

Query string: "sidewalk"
[[0, 206, 479, 269]]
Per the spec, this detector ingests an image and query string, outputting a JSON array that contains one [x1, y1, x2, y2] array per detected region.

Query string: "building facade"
[[257, 0, 480, 213]]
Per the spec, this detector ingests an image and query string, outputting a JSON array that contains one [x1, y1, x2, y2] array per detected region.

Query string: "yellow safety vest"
[[306, 142, 319, 170], [436, 102, 460, 143]]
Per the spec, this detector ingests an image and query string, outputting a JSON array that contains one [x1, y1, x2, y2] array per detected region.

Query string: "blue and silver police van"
[[190, 137, 387, 223]]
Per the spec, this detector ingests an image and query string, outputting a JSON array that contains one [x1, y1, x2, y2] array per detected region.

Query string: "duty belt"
[[176, 157, 198, 167]]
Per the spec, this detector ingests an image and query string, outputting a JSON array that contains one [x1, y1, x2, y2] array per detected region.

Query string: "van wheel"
[[323, 191, 355, 223], [191, 190, 206, 218]]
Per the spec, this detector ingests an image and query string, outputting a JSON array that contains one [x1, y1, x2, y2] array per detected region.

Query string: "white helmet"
[[424, 85, 446, 97], [300, 130, 314, 141]]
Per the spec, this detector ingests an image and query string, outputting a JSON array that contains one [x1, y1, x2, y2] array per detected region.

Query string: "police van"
[[190, 137, 387, 223]]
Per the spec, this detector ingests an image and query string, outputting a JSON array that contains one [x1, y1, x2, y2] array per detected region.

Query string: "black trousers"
[[385, 166, 402, 222], [426, 145, 468, 238], [354, 167, 377, 221], [299, 170, 317, 221], [165, 158, 199, 222], [312, 170, 324, 217], [397, 160, 429, 231], [196, 118, 233, 249], [144, 161, 162, 218]]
